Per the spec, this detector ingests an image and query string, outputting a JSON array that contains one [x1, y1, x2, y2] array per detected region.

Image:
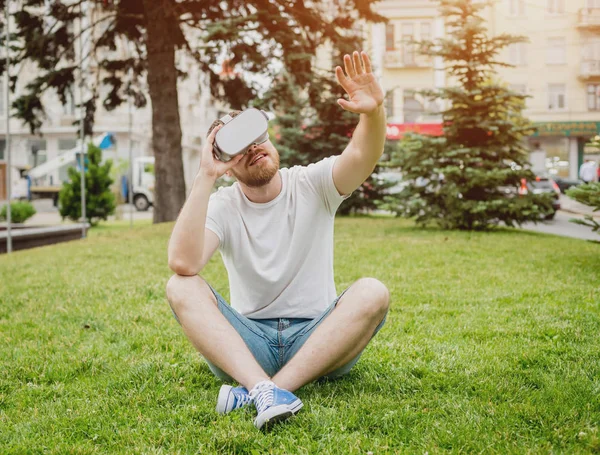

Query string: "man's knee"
[[165, 274, 216, 313], [348, 277, 390, 319]]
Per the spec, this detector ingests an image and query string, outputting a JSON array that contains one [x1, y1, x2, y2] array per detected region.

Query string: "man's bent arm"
[[333, 105, 386, 196], [167, 174, 217, 276]]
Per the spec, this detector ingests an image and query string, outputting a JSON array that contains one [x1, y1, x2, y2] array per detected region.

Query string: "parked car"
[[519, 175, 561, 220], [551, 176, 584, 194]]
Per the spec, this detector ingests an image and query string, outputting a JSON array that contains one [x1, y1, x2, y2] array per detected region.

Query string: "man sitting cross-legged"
[[166, 51, 390, 430]]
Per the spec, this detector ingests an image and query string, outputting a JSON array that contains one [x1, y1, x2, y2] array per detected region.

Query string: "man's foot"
[[249, 380, 303, 430], [216, 385, 252, 415]]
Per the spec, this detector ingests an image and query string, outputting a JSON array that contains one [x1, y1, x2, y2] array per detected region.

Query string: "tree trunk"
[[143, 0, 186, 223]]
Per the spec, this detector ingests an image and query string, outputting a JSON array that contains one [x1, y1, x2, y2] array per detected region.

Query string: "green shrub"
[[0, 201, 36, 224], [59, 143, 116, 226]]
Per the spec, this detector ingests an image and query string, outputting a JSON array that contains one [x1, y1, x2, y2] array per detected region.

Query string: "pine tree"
[[58, 143, 116, 226], [389, 0, 553, 230]]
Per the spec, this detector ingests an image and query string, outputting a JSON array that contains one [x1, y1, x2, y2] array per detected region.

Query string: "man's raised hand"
[[335, 51, 384, 116], [198, 124, 244, 181]]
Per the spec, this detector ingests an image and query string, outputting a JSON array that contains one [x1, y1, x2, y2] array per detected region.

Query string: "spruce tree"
[[58, 143, 116, 226], [389, 0, 553, 230]]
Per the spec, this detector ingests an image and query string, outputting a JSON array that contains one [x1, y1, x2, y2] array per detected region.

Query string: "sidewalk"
[[559, 194, 600, 219], [23, 200, 153, 226]]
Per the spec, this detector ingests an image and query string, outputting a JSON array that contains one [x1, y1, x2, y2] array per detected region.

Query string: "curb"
[[559, 207, 600, 220]]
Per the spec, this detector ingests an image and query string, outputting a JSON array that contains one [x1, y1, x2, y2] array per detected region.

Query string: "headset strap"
[[219, 114, 234, 124]]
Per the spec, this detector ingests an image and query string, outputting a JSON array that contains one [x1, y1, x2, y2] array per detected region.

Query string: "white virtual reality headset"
[[213, 108, 270, 162]]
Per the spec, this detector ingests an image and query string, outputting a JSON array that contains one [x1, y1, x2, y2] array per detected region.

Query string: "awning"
[[386, 123, 443, 140]]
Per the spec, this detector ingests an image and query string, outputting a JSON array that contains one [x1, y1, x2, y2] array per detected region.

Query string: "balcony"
[[580, 60, 600, 80], [578, 8, 600, 29], [383, 50, 431, 69]]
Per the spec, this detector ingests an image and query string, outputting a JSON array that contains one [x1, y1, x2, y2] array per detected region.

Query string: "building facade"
[[368, 0, 600, 180]]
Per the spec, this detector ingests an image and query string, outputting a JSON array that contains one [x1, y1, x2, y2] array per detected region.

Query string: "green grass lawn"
[[1, 218, 599, 454]]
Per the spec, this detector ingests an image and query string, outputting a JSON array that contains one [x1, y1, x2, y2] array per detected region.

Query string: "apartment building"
[[369, 0, 600, 180]]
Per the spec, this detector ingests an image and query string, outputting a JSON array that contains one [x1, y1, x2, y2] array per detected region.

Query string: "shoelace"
[[234, 389, 253, 409], [249, 380, 275, 414]]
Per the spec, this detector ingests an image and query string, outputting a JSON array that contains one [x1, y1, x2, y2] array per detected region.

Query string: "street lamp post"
[[78, 3, 86, 238], [128, 67, 133, 229], [5, 0, 11, 253]]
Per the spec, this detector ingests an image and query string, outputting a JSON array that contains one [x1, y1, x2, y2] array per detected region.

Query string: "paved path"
[[520, 211, 599, 242], [24, 199, 153, 226], [9, 196, 600, 242]]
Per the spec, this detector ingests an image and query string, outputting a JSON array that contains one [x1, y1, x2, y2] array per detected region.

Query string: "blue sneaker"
[[216, 385, 252, 415], [249, 380, 303, 429]]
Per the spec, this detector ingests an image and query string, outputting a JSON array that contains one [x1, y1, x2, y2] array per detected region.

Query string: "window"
[[546, 38, 566, 65], [385, 23, 395, 51], [385, 90, 395, 118], [402, 23, 415, 65], [0, 139, 5, 160], [547, 0, 565, 14], [58, 138, 77, 151], [583, 38, 600, 61], [403, 90, 424, 123], [548, 84, 566, 110], [508, 43, 527, 66], [63, 86, 76, 115], [587, 84, 600, 110], [28, 139, 47, 167], [509, 0, 525, 16], [421, 22, 431, 42], [509, 84, 527, 95]]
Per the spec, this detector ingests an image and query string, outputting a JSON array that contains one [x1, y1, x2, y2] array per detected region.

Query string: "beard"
[[233, 152, 280, 188]]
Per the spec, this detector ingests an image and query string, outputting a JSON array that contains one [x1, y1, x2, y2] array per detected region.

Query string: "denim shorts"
[[172, 284, 387, 382]]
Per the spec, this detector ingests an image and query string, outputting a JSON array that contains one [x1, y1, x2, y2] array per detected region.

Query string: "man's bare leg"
[[272, 277, 389, 392], [166, 274, 270, 390]]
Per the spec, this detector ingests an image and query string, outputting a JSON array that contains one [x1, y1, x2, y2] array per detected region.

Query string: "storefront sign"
[[386, 123, 443, 140], [532, 121, 600, 137]]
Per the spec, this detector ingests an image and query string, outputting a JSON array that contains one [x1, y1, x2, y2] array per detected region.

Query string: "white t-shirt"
[[205, 156, 349, 319]]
